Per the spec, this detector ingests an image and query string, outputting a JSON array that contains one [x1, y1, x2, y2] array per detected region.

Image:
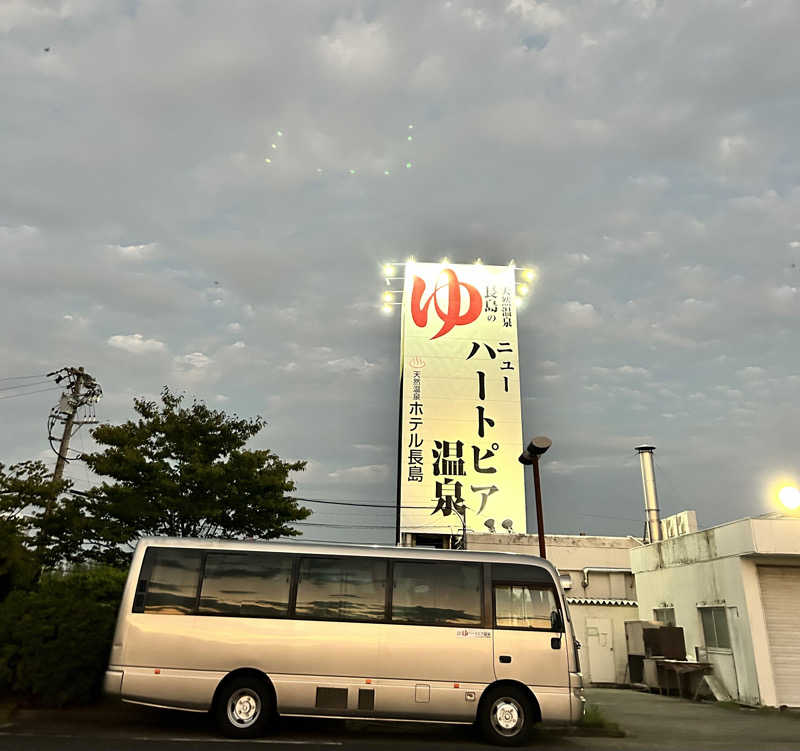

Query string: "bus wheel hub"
[[228, 689, 261, 726], [496, 701, 519, 729]]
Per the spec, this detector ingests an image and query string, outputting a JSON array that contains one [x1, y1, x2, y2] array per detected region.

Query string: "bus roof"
[[135, 536, 557, 574]]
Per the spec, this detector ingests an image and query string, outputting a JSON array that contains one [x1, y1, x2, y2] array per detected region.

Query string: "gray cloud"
[[2, 0, 799, 542]]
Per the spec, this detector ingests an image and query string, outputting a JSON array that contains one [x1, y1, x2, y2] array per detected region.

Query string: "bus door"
[[491, 576, 569, 691]]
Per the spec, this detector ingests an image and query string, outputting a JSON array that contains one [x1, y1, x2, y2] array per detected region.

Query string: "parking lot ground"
[[1, 688, 798, 750], [586, 687, 800, 751]]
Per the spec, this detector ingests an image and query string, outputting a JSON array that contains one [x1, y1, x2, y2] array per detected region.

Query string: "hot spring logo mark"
[[410, 268, 482, 339]]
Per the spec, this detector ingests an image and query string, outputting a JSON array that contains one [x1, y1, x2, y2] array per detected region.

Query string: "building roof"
[[567, 596, 639, 607]]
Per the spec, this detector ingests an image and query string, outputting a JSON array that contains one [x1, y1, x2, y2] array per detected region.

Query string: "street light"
[[519, 436, 552, 559], [778, 486, 800, 511]]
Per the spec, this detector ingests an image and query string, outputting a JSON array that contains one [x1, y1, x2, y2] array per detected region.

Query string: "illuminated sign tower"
[[383, 260, 535, 548]]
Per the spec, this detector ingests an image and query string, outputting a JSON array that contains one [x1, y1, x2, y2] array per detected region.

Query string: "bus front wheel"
[[214, 674, 273, 739], [478, 685, 535, 746]]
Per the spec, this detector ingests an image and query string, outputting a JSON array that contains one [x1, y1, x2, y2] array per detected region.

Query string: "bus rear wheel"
[[478, 685, 535, 746], [214, 675, 273, 739]]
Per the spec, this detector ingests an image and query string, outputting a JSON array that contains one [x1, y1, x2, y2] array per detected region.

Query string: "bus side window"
[[392, 561, 481, 626], [295, 557, 387, 622], [199, 552, 293, 618], [134, 548, 202, 615], [494, 584, 559, 631]]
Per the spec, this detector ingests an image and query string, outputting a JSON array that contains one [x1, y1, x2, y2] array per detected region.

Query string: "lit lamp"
[[778, 486, 800, 511], [519, 436, 552, 558]]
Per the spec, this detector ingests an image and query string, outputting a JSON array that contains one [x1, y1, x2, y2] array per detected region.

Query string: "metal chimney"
[[635, 445, 662, 543]]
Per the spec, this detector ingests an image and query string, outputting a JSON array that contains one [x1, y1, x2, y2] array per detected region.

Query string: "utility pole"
[[53, 368, 84, 483], [47, 366, 102, 484]]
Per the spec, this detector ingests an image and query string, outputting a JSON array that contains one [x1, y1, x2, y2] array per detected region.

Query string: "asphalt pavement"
[[1, 688, 799, 750]]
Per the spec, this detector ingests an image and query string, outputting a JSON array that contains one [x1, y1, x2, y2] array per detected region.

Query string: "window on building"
[[391, 561, 481, 626], [137, 548, 202, 615], [199, 552, 292, 618], [295, 557, 386, 622], [699, 606, 731, 649], [654, 607, 676, 626], [495, 584, 559, 630]]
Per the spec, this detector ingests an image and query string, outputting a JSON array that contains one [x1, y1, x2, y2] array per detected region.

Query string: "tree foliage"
[[0, 461, 87, 580], [81, 388, 309, 564]]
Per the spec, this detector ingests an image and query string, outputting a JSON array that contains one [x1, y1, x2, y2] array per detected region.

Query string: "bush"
[[0, 523, 38, 601], [0, 566, 126, 706]]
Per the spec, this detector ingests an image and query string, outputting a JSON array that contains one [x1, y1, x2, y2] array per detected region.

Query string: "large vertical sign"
[[399, 262, 526, 537]]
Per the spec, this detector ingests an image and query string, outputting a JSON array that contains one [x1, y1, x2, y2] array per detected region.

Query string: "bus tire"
[[214, 674, 273, 739], [478, 685, 535, 746]]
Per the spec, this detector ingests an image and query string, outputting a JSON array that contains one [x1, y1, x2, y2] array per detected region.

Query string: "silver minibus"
[[105, 537, 584, 745]]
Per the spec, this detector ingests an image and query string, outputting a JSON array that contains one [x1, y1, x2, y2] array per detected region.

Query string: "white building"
[[631, 515, 800, 707], [467, 532, 642, 685]]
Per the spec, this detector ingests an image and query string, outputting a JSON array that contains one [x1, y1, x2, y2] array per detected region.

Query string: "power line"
[[295, 497, 435, 510], [0, 373, 47, 382], [0, 386, 62, 401], [293, 522, 395, 529], [289, 538, 395, 544], [0, 380, 51, 392], [295, 497, 395, 508]]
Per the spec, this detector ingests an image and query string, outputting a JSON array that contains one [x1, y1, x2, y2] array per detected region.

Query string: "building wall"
[[568, 603, 639, 684], [631, 517, 800, 707], [467, 532, 642, 684], [633, 553, 760, 703], [467, 533, 640, 600]]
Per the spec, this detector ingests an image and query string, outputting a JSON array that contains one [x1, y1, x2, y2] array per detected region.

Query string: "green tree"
[[0, 461, 85, 580], [82, 388, 309, 565]]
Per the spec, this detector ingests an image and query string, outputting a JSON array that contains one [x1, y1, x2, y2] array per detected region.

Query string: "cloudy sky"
[[2, 0, 799, 544]]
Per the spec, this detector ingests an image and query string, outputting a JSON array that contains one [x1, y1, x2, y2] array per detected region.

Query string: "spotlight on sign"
[[779, 485, 800, 510], [383, 264, 395, 277], [517, 284, 530, 296], [382, 291, 393, 302], [523, 268, 537, 281], [381, 303, 393, 314]]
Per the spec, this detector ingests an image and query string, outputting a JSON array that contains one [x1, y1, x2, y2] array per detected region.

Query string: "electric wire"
[[295, 497, 435, 510], [0, 380, 51, 392], [293, 522, 395, 529], [0, 373, 47, 382], [0, 386, 63, 401]]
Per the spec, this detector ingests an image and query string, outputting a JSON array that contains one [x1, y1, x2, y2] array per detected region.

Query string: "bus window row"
[[134, 547, 561, 631]]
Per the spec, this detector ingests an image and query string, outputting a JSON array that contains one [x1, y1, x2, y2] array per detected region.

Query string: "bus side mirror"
[[550, 610, 564, 633]]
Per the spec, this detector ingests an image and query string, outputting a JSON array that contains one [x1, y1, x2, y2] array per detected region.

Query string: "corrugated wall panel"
[[758, 566, 800, 707]]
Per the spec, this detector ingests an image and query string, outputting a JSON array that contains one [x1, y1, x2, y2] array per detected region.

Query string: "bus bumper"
[[570, 672, 585, 722], [104, 668, 123, 696]]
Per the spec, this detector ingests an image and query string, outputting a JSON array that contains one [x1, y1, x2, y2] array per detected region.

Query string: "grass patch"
[[575, 702, 625, 736], [0, 700, 16, 725]]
